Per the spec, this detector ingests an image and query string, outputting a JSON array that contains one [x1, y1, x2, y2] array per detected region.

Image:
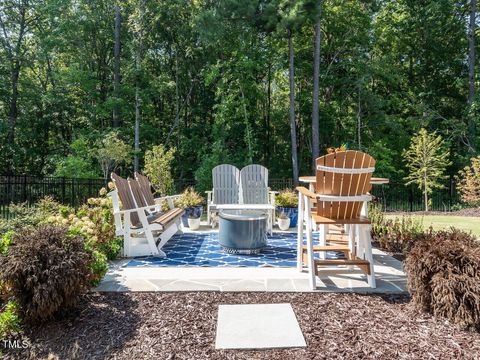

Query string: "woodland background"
[[0, 0, 479, 190]]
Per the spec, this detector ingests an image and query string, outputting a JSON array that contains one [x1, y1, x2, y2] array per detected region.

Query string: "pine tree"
[[403, 128, 451, 211]]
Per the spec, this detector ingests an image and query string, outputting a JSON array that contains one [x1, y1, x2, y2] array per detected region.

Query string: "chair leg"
[[356, 224, 365, 260], [305, 197, 316, 290], [319, 224, 327, 260], [296, 193, 304, 272], [347, 224, 356, 270], [360, 225, 376, 288], [207, 204, 211, 225]]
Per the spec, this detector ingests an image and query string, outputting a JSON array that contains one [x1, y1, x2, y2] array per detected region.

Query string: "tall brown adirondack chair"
[[109, 173, 183, 257], [296, 151, 376, 289]]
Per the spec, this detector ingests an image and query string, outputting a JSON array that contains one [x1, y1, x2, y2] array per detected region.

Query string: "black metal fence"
[[0, 175, 105, 219], [371, 179, 460, 212], [0, 175, 461, 219]]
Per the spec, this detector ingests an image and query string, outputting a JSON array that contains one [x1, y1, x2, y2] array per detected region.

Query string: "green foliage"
[[54, 138, 98, 178], [405, 228, 480, 331], [89, 250, 108, 287], [457, 156, 480, 207], [174, 187, 205, 209], [0, 225, 93, 323], [370, 204, 424, 254], [0, 301, 20, 339], [275, 189, 298, 208], [96, 132, 132, 181], [0, 0, 477, 187], [144, 145, 176, 195], [46, 190, 122, 262], [404, 129, 451, 211], [0, 231, 13, 256], [0, 197, 66, 236]]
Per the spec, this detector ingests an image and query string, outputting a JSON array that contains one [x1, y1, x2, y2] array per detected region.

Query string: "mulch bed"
[[4, 292, 480, 360], [388, 208, 480, 217]]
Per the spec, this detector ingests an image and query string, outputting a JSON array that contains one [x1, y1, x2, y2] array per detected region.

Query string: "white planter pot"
[[187, 217, 201, 230], [278, 217, 290, 231]]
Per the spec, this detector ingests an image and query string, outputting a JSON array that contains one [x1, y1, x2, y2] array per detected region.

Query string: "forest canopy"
[[0, 0, 478, 186]]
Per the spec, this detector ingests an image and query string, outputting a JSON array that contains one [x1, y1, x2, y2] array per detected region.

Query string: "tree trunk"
[[134, 0, 145, 172], [468, 0, 476, 150], [288, 28, 299, 186], [113, 3, 121, 128], [311, 4, 321, 169]]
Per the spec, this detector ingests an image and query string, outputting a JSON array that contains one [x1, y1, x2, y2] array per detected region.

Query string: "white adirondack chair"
[[206, 164, 241, 226], [109, 173, 183, 257], [239, 164, 276, 232]]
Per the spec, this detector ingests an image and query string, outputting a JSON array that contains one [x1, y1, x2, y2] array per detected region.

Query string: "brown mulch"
[[389, 208, 480, 217], [4, 292, 480, 360]]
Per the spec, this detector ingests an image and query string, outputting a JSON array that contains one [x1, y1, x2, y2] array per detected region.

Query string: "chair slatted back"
[[315, 151, 375, 220], [111, 173, 140, 226], [240, 164, 269, 204], [134, 172, 156, 206], [212, 164, 241, 205]]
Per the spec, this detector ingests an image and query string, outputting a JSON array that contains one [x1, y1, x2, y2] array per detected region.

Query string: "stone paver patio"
[[96, 227, 406, 293]]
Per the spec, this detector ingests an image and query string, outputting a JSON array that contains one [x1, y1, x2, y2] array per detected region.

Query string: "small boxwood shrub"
[[405, 228, 480, 330], [0, 225, 93, 323]]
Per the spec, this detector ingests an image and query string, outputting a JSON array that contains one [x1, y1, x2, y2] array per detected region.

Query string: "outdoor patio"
[[96, 224, 407, 294]]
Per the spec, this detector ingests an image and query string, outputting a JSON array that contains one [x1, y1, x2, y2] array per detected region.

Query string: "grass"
[[386, 215, 480, 237]]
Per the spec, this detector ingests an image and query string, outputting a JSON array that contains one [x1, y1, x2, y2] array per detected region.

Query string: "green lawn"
[[386, 215, 480, 238]]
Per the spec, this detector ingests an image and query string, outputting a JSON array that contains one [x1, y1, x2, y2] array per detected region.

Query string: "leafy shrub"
[[0, 300, 20, 338], [369, 205, 424, 254], [457, 156, 480, 207], [47, 190, 121, 261], [175, 187, 204, 209], [89, 250, 109, 287], [275, 189, 298, 208], [144, 145, 176, 195], [0, 225, 93, 323], [0, 197, 67, 236], [405, 228, 480, 330]]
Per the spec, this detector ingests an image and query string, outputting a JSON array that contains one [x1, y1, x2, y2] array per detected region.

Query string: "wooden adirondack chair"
[[206, 164, 241, 226], [134, 172, 179, 211], [296, 151, 376, 289], [109, 173, 183, 257]]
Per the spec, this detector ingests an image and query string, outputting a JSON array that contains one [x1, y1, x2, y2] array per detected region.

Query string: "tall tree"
[[288, 27, 299, 185], [0, 0, 30, 173], [133, 0, 144, 172], [311, 0, 321, 169], [468, 0, 476, 151], [113, 3, 121, 128]]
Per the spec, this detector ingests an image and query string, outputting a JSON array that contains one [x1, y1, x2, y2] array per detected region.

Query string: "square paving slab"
[[215, 303, 306, 349]]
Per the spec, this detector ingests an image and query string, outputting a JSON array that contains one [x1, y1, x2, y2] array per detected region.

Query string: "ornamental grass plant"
[[405, 228, 480, 331]]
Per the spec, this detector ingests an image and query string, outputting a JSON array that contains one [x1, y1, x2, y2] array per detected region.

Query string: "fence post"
[[61, 177, 66, 203], [22, 175, 27, 203], [409, 185, 414, 212]]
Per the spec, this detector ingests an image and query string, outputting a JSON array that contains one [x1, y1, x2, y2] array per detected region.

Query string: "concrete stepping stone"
[[215, 303, 306, 349]]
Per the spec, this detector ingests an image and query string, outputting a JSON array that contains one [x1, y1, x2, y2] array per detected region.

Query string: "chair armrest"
[[296, 186, 318, 200], [114, 204, 159, 215]]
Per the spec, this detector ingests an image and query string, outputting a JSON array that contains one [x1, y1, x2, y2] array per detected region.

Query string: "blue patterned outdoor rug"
[[126, 231, 344, 268]]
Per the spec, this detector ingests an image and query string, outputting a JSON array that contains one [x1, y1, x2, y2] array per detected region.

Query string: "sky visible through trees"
[[0, 0, 478, 187]]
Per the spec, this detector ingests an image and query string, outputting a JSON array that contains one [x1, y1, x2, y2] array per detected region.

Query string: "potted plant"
[[277, 212, 290, 231], [175, 187, 204, 228], [187, 214, 201, 230], [275, 189, 298, 228]]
